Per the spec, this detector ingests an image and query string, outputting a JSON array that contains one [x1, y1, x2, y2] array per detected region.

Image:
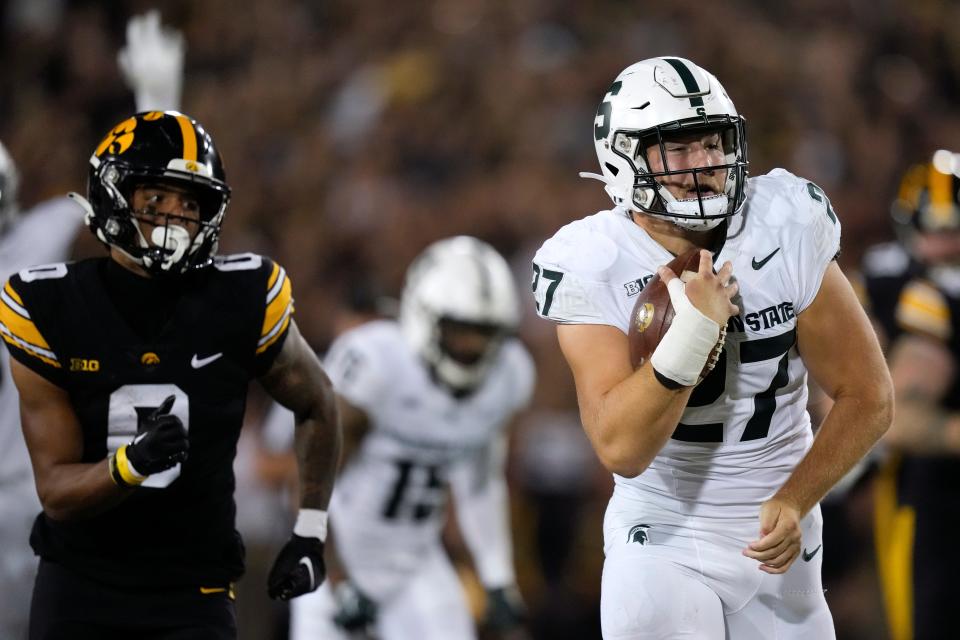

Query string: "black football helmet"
[[891, 151, 960, 234], [72, 111, 231, 275], [890, 151, 960, 265]]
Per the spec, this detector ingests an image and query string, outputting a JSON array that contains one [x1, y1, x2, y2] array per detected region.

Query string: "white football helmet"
[[0, 140, 20, 234], [400, 236, 520, 393], [586, 56, 748, 230]]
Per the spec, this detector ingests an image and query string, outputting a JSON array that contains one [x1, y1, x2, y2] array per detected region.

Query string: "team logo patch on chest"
[[141, 352, 160, 367]]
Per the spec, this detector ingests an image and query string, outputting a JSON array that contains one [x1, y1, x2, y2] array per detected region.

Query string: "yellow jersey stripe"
[[874, 457, 915, 640], [257, 306, 292, 354], [896, 281, 951, 341], [3, 282, 24, 308], [0, 323, 60, 367], [0, 297, 54, 350], [266, 266, 287, 306], [174, 114, 197, 161], [1, 287, 29, 319], [266, 262, 281, 293], [261, 271, 292, 338]]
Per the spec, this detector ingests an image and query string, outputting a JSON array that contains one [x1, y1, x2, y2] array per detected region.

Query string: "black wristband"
[[653, 368, 686, 390]]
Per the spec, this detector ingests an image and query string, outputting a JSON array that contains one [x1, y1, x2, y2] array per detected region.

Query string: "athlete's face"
[[645, 130, 728, 202], [130, 183, 202, 242], [437, 318, 501, 366]]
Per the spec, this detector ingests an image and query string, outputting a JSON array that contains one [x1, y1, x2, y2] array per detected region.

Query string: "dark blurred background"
[[2, 1, 957, 638]]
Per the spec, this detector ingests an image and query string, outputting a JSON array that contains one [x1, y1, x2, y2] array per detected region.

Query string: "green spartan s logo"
[[628, 524, 651, 545]]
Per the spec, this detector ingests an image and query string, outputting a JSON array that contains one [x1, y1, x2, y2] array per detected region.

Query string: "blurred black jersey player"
[[863, 152, 960, 640]]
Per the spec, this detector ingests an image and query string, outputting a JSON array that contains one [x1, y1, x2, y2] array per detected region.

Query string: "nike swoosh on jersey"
[[802, 544, 822, 562], [199, 587, 227, 595], [751, 247, 781, 270], [191, 352, 223, 369]]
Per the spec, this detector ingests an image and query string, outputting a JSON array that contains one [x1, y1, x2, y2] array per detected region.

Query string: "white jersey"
[[0, 196, 83, 639], [533, 169, 841, 520], [323, 319, 534, 599], [0, 197, 83, 490]]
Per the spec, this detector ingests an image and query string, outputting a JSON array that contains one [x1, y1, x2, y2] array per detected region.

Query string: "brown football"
[[628, 247, 703, 369]]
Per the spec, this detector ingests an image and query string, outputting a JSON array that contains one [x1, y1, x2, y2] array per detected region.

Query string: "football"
[[627, 247, 703, 369]]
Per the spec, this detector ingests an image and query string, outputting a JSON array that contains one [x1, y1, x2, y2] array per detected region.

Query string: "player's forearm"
[[454, 471, 516, 588], [293, 380, 342, 510], [774, 386, 892, 516], [589, 364, 692, 477], [37, 459, 130, 521]]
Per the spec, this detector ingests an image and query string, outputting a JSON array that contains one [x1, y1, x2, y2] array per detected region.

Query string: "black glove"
[[126, 395, 189, 475], [267, 534, 326, 600], [332, 581, 378, 634], [484, 585, 526, 632]]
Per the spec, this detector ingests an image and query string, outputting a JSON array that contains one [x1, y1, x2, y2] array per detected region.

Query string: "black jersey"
[[866, 248, 960, 638], [891, 264, 960, 502], [859, 241, 924, 346], [863, 243, 960, 496], [0, 253, 294, 587]]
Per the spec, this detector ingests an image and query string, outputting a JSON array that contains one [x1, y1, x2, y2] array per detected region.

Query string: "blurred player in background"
[[864, 151, 960, 640], [0, 11, 181, 638], [0, 109, 341, 639], [0, 139, 84, 640], [290, 236, 534, 640], [532, 56, 892, 638]]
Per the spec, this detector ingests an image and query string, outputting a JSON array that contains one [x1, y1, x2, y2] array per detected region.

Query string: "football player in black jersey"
[[0, 111, 342, 640], [863, 151, 960, 640]]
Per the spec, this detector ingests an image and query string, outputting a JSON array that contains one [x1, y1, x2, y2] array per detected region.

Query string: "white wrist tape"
[[650, 278, 722, 387], [294, 508, 328, 542]]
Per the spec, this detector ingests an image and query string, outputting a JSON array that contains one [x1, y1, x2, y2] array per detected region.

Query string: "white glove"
[[117, 10, 184, 112]]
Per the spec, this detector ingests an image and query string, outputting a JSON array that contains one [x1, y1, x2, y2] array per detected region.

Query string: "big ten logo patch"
[[624, 274, 655, 297], [70, 358, 100, 372]]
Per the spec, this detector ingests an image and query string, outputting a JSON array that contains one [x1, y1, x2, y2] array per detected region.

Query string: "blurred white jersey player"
[[0, 142, 84, 639], [291, 236, 534, 640], [532, 57, 891, 639], [0, 12, 184, 638]]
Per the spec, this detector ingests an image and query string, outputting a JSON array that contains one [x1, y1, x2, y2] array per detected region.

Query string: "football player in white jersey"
[[290, 236, 534, 640], [531, 57, 893, 639], [0, 13, 183, 638], [0, 141, 85, 640]]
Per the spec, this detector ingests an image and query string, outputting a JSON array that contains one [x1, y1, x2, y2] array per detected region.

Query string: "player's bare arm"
[[558, 251, 738, 477], [884, 334, 960, 454], [744, 262, 893, 573], [259, 319, 341, 511], [12, 358, 128, 520]]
